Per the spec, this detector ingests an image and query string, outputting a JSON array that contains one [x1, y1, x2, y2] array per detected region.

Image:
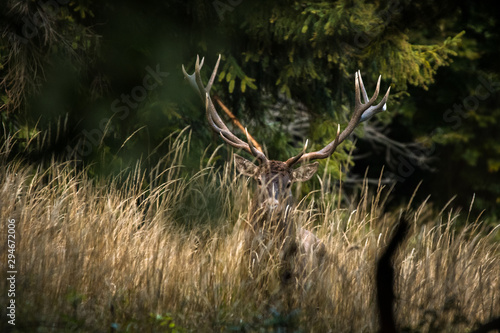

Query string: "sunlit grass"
[[0, 131, 498, 332]]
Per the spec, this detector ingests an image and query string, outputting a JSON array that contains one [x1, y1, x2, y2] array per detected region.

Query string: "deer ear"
[[234, 154, 259, 177], [291, 162, 319, 182]]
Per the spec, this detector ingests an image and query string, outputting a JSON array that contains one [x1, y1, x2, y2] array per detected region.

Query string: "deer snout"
[[264, 198, 280, 211]]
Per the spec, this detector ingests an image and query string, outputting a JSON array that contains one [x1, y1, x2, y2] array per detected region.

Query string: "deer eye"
[[257, 178, 262, 186], [286, 181, 292, 189]]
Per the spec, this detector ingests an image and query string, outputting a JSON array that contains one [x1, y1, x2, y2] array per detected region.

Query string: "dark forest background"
[[1, 0, 499, 220]]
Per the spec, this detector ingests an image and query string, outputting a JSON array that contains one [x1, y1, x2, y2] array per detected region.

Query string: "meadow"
[[1, 130, 499, 332]]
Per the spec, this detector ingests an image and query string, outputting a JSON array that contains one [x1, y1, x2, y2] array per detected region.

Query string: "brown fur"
[[235, 156, 325, 284]]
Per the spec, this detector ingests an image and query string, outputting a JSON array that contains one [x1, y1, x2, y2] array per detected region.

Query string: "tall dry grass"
[[0, 130, 499, 332]]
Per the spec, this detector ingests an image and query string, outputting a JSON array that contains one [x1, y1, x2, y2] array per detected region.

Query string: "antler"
[[286, 70, 390, 166], [182, 55, 268, 163]]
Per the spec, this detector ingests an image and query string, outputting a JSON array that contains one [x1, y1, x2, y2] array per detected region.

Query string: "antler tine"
[[182, 64, 200, 101], [204, 93, 261, 155], [356, 71, 381, 112], [358, 71, 370, 104], [206, 54, 220, 94], [294, 71, 390, 163], [183, 55, 267, 163], [285, 139, 309, 166], [246, 128, 268, 162], [360, 86, 391, 122], [354, 71, 363, 108]]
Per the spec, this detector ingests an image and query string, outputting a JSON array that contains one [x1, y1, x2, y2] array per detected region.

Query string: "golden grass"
[[0, 131, 499, 332]]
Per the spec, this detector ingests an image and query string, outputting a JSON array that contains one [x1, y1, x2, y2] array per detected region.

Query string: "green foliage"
[[0, 0, 99, 112], [228, 308, 301, 332], [148, 313, 186, 333], [372, 31, 464, 90], [218, 55, 257, 93], [1, 0, 499, 215]]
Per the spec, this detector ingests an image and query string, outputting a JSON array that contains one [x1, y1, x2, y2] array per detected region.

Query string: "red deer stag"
[[182, 55, 390, 282]]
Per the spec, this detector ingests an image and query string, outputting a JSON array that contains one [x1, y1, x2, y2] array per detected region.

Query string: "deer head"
[[233, 156, 318, 213], [182, 54, 390, 216]]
